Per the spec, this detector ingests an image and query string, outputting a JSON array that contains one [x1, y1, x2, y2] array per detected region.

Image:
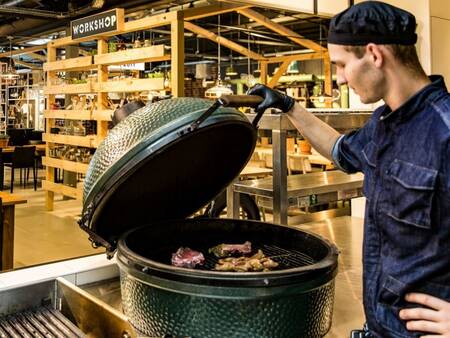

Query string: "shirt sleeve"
[[331, 115, 377, 174]]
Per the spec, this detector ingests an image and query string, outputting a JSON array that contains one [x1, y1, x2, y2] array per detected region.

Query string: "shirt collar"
[[379, 75, 447, 123]]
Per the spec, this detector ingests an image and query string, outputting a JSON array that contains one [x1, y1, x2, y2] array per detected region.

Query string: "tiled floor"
[[8, 171, 101, 269]]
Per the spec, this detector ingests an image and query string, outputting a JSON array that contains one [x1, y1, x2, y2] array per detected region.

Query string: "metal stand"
[[228, 110, 371, 225]]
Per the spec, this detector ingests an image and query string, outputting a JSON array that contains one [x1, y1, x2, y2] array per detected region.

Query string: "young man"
[[248, 1, 450, 337]]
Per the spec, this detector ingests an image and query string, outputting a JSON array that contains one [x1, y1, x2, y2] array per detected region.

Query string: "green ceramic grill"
[[79, 96, 339, 338]]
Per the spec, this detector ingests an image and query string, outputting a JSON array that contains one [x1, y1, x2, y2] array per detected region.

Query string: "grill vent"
[[0, 306, 86, 338]]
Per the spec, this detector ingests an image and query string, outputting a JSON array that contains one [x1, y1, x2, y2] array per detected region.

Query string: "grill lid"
[[79, 97, 257, 254]]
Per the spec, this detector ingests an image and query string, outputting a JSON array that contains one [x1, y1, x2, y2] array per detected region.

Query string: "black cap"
[[328, 1, 417, 46]]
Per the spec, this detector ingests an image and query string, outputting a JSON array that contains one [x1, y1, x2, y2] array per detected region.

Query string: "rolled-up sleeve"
[[331, 114, 377, 174]]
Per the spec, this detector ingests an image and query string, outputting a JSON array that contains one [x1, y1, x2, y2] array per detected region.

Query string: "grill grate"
[[201, 243, 316, 271], [0, 306, 86, 338]]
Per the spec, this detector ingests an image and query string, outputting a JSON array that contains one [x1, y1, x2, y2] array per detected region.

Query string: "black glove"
[[247, 84, 295, 114]]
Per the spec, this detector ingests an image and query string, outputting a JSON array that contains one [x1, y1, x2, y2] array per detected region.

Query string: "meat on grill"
[[209, 241, 252, 258], [171, 247, 205, 268], [214, 249, 279, 272]]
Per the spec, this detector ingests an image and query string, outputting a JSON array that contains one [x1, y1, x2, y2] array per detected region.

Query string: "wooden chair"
[[4, 146, 37, 192]]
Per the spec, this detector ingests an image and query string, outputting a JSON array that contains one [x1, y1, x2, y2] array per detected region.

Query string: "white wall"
[[430, 0, 450, 87]]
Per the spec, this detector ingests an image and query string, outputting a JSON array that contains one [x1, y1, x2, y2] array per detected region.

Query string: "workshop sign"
[[71, 8, 124, 40]]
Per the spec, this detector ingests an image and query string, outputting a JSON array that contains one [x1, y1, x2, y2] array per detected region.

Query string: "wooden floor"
[[9, 171, 101, 269]]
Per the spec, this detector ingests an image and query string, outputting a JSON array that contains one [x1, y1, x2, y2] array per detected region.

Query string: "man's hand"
[[247, 84, 295, 114], [400, 293, 450, 337]]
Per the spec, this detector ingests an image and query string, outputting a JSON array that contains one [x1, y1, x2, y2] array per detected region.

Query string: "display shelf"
[[42, 180, 83, 200], [94, 78, 165, 93], [42, 157, 89, 174], [94, 44, 169, 65], [43, 55, 94, 72], [43, 83, 92, 95], [44, 109, 113, 121], [44, 8, 184, 210], [43, 133, 97, 148]]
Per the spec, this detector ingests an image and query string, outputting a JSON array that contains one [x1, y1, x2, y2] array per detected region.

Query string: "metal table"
[[229, 111, 370, 224], [228, 170, 364, 225]]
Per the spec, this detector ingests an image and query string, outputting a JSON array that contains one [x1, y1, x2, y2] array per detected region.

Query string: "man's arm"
[[247, 84, 341, 161], [286, 102, 341, 161]]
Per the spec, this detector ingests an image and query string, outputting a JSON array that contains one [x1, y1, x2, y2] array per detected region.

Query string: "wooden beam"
[[45, 44, 57, 211], [237, 8, 324, 52], [0, 45, 46, 58], [323, 55, 332, 107], [266, 52, 327, 64], [184, 21, 266, 61], [184, 3, 251, 21], [268, 59, 290, 88], [260, 61, 268, 85], [94, 45, 168, 66], [79, 49, 91, 56], [13, 60, 41, 69], [26, 52, 46, 62], [171, 12, 184, 97]]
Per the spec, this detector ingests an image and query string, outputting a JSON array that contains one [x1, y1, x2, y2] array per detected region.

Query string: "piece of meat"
[[171, 247, 205, 268], [214, 249, 279, 272], [208, 241, 252, 258]]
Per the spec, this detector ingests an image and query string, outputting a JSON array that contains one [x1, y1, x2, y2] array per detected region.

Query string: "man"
[[248, 1, 450, 337]]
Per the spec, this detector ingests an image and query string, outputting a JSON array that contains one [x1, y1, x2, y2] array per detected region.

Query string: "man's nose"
[[336, 75, 347, 86], [336, 68, 347, 86]]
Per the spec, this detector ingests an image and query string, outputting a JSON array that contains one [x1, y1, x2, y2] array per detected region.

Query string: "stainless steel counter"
[[229, 171, 364, 224], [234, 170, 363, 198]]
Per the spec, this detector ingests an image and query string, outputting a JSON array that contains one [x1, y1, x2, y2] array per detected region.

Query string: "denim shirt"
[[332, 75, 450, 337]]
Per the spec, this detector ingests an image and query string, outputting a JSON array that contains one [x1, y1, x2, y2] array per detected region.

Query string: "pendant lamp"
[[1, 37, 19, 80]]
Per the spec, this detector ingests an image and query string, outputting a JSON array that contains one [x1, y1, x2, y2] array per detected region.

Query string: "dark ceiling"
[[0, 0, 330, 69]]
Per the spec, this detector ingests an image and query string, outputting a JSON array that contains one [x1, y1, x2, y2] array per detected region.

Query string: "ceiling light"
[[1, 37, 19, 80]]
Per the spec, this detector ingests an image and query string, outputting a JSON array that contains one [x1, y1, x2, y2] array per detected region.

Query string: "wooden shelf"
[[94, 45, 170, 65], [43, 55, 94, 72], [44, 109, 113, 121], [44, 83, 92, 95], [91, 110, 113, 121], [42, 180, 83, 200], [94, 78, 165, 92], [42, 157, 89, 174], [43, 133, 97, 148], [44, 110, 92, 120]]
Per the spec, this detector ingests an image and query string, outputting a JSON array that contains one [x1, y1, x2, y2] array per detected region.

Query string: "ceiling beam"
[[266, 51, 327, 64], [268, 59, 290, 88], [237, 8, 325, 52], [0, 45, 46, 58], [14, 59, 41, 69], [23, 52, 46, 62], [183, 3, 251, 21], [184, 21, 266, 61]]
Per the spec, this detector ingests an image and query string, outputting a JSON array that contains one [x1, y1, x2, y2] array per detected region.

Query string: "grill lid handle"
[[188, 95, 264, 133], [218, 95, 263, 108]]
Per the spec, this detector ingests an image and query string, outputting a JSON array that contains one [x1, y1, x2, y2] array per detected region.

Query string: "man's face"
[[328, 43, 385, 104]]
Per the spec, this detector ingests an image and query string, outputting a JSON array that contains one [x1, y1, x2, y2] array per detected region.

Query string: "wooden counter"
[[0, 192, 27, 270]]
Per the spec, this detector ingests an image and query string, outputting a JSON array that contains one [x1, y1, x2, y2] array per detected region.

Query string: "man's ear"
[[365, 43, 384, 68]]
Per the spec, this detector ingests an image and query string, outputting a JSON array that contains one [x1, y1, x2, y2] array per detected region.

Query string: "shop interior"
[[0, 0, 447, 337]]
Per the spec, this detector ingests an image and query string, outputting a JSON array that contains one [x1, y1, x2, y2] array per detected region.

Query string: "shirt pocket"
[[384, 159, 437, 229], [361, 141, 377, 198]]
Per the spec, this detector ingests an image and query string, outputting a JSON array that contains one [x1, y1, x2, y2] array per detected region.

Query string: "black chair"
[[4, 146, 37, 192]]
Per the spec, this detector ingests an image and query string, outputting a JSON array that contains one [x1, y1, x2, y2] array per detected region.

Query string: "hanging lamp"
[[205, 15, 233, 99], [1, 37, 19, 80]]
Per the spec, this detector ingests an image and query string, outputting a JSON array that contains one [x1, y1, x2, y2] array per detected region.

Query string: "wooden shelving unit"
[[43, 9, 183, 210]]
